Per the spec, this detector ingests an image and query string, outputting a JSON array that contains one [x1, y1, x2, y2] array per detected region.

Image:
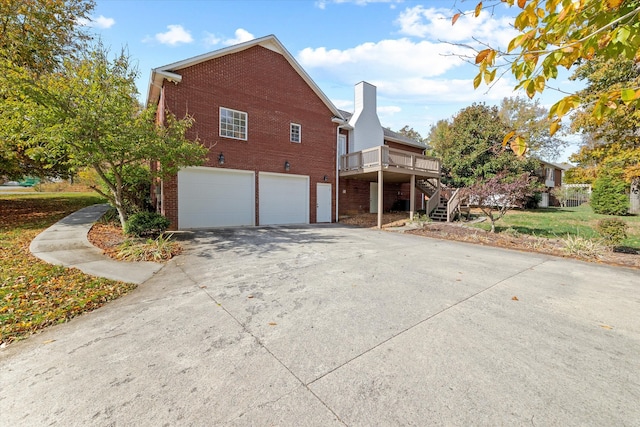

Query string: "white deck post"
[[410, 174, 415, 220], [377, 170, 383, 229]]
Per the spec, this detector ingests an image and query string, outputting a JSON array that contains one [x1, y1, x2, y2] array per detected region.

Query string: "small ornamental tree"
[[14, 45, 207, 229], [462, 171, 539, 233]]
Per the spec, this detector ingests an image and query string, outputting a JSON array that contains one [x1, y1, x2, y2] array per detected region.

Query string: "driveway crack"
[[178, 262, 347, 425]]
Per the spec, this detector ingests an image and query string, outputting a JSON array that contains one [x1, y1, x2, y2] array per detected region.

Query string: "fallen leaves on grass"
[[0, 195, 136, 345]]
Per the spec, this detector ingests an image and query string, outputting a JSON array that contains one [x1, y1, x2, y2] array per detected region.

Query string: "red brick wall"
[[160, 45, 338, 227], [339, 180, 370, 215], [338, 179, 420, 215]]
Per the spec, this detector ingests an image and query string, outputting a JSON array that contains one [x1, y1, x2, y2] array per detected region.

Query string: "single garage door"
[[259, 172, 309, 225], [177, 167, 254, 229]]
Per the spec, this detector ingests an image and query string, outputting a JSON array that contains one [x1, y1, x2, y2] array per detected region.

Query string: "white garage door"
[[259, 172, 309, 225], [177, 167, 254, 229]]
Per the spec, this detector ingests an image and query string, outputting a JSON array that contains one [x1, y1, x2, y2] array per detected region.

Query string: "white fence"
[[557, 184, 591, 207]]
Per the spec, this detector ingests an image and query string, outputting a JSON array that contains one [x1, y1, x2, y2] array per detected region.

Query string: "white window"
[[290, 123, 301, 143], [220, 107, 247, 140], [546, 167, 555, 182]]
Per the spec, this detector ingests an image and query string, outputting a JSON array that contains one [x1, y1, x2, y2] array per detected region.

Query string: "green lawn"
[[0, 192, 136, 345], [470, 203, 640, 249]]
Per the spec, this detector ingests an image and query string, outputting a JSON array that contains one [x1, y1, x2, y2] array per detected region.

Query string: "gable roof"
[[538, 159, 574, 170], [339, 110, 427, 150], [147, 34, 344, 119]]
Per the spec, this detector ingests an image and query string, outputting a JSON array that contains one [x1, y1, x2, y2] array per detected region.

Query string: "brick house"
[[147, 35, 441, 229], [537, 160, 571, 207]]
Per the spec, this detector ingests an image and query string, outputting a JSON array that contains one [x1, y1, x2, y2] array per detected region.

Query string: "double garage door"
[[177, 167, 310, 229]]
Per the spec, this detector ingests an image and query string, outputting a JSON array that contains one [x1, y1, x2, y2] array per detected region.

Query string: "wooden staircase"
[[416, 178, 462, 222]]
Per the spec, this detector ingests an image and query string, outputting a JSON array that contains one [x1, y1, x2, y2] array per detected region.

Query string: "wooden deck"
[[339, 146, 440, 179]]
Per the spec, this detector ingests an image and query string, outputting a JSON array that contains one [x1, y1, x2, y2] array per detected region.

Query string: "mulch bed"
[[87, 222, 126, 259]]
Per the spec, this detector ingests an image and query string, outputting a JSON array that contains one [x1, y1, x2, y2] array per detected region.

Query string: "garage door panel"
[[259, 173, 309, 225], [178, 167, 254, 229]]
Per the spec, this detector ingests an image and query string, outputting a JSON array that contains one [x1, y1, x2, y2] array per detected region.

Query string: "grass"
[[0, 192, 137, 345], [469, 203, 640, 249]]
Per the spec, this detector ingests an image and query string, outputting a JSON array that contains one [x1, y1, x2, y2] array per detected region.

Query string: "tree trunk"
[[113, 192, 127, 230], [630, 178, 640, 214]]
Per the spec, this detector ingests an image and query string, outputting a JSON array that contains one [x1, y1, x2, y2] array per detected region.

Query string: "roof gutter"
[[147, 69, 183, 107]]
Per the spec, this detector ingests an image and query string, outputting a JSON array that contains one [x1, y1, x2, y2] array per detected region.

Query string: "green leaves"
[[461, 0, 640, 129]]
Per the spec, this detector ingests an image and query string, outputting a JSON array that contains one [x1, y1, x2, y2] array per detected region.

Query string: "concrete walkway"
[[29, 204, 163, 284], [4, 223, 639, 426]]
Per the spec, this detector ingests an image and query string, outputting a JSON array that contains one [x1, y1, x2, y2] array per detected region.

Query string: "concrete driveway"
[[1, 225, 639, 426]]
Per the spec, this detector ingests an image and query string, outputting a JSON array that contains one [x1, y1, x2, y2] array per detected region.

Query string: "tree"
[[461, 171, 539, 232], [568, 54, 640, 213], [426, 119, 453, 156], [0, 0, 95, 179], [397, 125, 424, 142], [0, 0, 93, 75], [499, 97, 566, 160], [429, 103, 539, 187], [457, 0, 640, 133], [16, 46, 207, 228]]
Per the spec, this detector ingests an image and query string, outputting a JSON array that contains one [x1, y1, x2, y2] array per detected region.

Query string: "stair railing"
[[426, 186, 441, 216], [446, 188, 461, 222]]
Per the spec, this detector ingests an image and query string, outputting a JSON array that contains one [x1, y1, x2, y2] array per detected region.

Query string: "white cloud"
[[153, 25, 193, 46], [203, 32, 222, 47], [298, 38, 468, 82], [316, 0, 403, 9], [396, 5, 517, 51], [378, 105, 401, 115], [77, 14, 115, 29], [376, 76, 520, 103], [222, 29, 255, 46]]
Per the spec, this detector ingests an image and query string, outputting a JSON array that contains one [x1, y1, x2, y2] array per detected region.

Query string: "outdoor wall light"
[[323, 175, 328, 181], [218, 152, 225, 165], [284, 160, 290, 171]]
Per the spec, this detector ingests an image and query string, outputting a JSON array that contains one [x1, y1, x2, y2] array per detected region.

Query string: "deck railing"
[[340, 146, 440, 175]]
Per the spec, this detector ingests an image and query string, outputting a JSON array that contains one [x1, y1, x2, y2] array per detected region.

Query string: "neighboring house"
[[147, 35, 441, 229], [537, 160, 572, 207]]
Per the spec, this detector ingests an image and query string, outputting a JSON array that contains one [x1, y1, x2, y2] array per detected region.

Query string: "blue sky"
[[83, 0, 583, 161]]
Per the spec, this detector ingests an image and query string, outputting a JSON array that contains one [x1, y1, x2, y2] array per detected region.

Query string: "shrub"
[[591, 172, 629, 215], [596, 218, 628, 247], [124, 212, 170, 237]]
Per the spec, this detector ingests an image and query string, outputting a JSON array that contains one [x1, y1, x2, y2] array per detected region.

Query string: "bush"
[[524, 191, 542, 209], [596, 218, 628, 247], [124, 212, 170, 237], [591, 172, 629, 215]]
